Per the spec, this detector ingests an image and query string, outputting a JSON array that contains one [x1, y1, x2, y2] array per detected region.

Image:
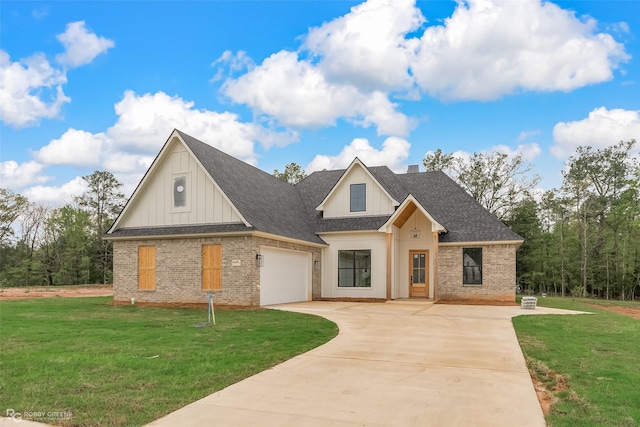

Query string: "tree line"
[[0, 171, 125, 287], [424, 140, 640, 300]]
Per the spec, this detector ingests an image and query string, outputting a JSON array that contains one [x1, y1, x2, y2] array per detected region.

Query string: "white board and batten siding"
[[259, 246, 311, 306], [320, 232, 387, 299], [118, 139, 242, 228], [322, 165, 395, 218]]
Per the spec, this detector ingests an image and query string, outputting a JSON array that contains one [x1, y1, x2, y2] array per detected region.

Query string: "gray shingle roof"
[[297, 166, 522, 243], [177, 131, 325, 245], [110, 130, 521, 244], [396, 171, 523, 243]]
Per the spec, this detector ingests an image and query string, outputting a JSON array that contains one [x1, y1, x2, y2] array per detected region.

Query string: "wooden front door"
[[409, 250, 429, 298]]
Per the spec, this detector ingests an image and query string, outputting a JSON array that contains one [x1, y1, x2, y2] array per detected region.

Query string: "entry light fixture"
[[410, 213, 421, 238], [256, 253, 264, 267], [314, 259, 321, 270]]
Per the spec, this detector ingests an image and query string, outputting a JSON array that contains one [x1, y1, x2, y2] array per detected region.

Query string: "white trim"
[[105, 229, 328, 248], [104, 230, 255, 241], [317, 229, 381, 236], [378, 195, 447, 233], [439, 240, 524, 247], [252, 231, 328, 248], [315, 158, 399, 211]]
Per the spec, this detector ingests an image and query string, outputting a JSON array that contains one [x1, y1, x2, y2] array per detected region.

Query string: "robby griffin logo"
[[6, 408, 73, 423]]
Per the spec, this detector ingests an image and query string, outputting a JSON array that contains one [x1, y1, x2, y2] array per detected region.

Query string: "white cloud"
[[35, 128, 107, 167], [0, 51, 70, 127], [0, 160, 50, 189], [411, 0, 630, 100], [552, 107, 640, 158], [223, 51, 412, 136], [517, 130, 541, 141], [23, 176, 88, 205], [493, 143, 542, 162], [304, 0, 423, 91], [107, 90, 295, 163], [55, 21, 115, 68], [220, 0, 628, 134], [0, 21, 113, 128], [211, 50, 254, 82], [224, 51, 361, 128], [307, 136, 411, 172], [12, 89, 299, 203]]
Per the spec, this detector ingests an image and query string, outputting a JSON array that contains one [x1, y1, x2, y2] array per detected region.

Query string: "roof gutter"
[[103, 230, 255, 241], [105, 229, 328, 248], [438, 239, 524, 249]]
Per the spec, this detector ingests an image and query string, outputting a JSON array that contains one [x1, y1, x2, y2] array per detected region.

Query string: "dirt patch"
[[109, 300, 264, 310], [526, 356, 571, 416], [436, 298, 518, 306], [0, 285, 112, 300], [586, 303, 640, 320]]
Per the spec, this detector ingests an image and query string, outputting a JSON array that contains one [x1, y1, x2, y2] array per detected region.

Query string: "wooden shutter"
[[202, 245, 222, 290], [138, 246, 156, 290]]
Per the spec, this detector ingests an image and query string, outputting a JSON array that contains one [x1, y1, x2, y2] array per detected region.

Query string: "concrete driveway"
[[147, 301, 584, 427]]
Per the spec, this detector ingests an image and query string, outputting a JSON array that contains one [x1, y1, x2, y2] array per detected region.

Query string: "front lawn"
[[513, 297, 640, 427], [0, 297, 337, 426]]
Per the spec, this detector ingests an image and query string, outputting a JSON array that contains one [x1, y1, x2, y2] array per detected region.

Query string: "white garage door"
[[259, 246, 310, 306]]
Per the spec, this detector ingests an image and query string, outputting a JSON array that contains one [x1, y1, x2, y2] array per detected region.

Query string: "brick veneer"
[[437, 244, 517, 302], [112, 235, 321, 306]]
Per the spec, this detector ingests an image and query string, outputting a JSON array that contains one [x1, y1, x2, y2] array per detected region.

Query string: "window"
[[463, 248, 482, 285], [338, 250, 371, 287], [350, 183, 366, 212], [138, 246, 156, 290], [202, 245, 222, 290], [173, 175, 187, 208]]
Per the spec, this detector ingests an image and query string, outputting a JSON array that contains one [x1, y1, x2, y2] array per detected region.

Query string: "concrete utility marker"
[[147, 301, 586, 427]]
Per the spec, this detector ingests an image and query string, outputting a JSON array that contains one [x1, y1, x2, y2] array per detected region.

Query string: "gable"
[[317, 160, 398, 219], [114, 136, 243, 229]]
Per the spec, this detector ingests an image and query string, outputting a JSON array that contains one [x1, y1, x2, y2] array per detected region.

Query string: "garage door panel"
[[260, 247, 310, 306]]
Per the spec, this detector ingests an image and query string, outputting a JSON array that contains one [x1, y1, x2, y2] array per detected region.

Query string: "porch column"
[[432, 231, 439, 301], [386, 233, 392, 300]]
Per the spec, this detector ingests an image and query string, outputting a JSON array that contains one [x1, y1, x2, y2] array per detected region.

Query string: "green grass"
[[0, 297, 337, 426], [513, 297, 640, 427]]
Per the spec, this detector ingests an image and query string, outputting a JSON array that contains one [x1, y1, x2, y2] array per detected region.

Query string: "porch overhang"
[[378, 195, 447, 234]]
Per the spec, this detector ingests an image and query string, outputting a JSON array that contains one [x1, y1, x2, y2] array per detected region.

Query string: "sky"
[[1, 0, 639, 206]]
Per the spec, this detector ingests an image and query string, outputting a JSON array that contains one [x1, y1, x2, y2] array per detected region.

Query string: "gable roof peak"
[[314, 157, 400, 211]]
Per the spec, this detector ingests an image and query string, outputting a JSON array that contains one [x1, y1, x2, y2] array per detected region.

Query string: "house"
[[105, 130, 523, 306]]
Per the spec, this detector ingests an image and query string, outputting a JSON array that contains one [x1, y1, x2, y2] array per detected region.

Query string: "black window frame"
[[338, 249, 371, 288], [350, 183, 366, 212], [463, 247, 483, 285]]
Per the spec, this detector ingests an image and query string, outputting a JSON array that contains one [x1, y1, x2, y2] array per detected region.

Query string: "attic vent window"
[[174, 176, 187, 208]]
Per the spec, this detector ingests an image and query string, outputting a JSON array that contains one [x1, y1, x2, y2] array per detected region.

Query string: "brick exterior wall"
[[436, 244, 517, 302], [112, 235, 321, 306]]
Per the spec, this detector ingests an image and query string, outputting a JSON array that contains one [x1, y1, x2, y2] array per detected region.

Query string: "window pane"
[[338, 251, 354, 268], [355, 268, 371, 287], [338, 268, 354, 287], [463, 248, 482, 285], [337, 250, 371, 287], [354, 250, 370, 269], [174, 176, 186, 207], [350, 184, 366, 212]]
